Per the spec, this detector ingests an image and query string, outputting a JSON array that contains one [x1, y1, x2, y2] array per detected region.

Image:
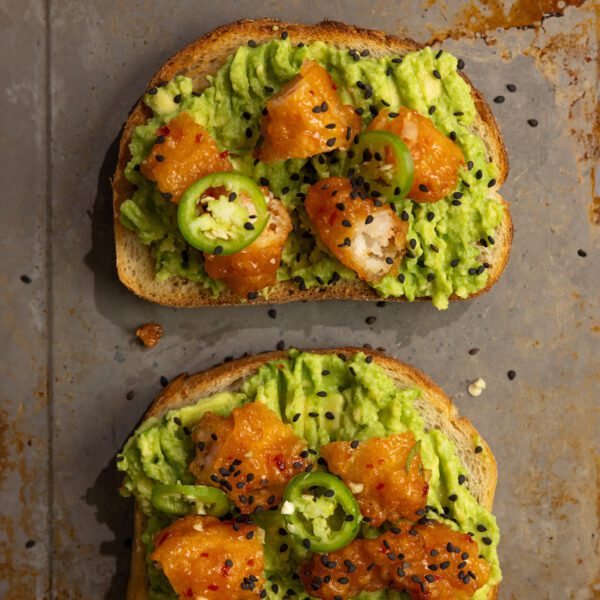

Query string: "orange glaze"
[[320, 432, 429, 527], [258, 61, 362, 162], [151, 515, 265, 600], [141, 112, 232, 203], [299, 522, 490, 600], [304, 177, 408, 283], [203, 196, 292, 297], [189, 402, 309, 513], [368, 108, 464, 202]]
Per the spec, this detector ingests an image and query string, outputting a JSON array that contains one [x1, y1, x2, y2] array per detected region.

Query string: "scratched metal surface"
[[0, 0, 598, 598]]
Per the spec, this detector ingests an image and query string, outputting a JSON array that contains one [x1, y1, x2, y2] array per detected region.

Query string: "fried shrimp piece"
[[299, 522, 490, 600], [141, 112, 232, 203], [190, 402, 309, 513], [305, 177, 408, 283], [320, 432, 429, 526], [151, 515, 265, 599], [369, 107, 464, 202], [203, 196, 292, 296], [258, 61, 362, 162]]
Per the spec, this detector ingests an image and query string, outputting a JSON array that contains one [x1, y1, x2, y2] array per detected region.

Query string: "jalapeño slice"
[[281, 472, 362, 553], [151, 484, 232, 517], [347, 131, 414, 202], [177, 172, 269, 255]]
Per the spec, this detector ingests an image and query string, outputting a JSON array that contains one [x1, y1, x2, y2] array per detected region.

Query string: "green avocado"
[[118, 351, 501, 599], [120, 40, 504, 309]]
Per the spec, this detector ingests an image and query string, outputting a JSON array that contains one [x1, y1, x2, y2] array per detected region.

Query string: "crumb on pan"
[[136, 323, 164, 348]]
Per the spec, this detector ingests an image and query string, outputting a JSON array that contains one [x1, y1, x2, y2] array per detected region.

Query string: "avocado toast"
[[117, 348, 500, 599], [113, 19, 512, 310]]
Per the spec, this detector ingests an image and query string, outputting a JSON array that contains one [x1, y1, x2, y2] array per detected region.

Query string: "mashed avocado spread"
[[120, 40, 504, 309], [118, 351, 501, 599]]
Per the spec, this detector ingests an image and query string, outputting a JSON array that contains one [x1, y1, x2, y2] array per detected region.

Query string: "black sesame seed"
[[527, 118, 539, 127], [268, 309, 277, 319], [475, 445, 483, 453], [281, 31, 288, 40], [366, 316, 376, 325], [457, 58, 465, 70], [482, 537, 493, 545], [326, 137, 336, 147], [245, 128, 253, 138], [450, 259, 459, 267], [160, 376, 168, 387], [494, 96, 505, 104], [427, 211, 435, 221], [247, 40, 257, 47], [419, 184, 429, 193], [20, 275, 32, 284], [507, 370, 516, 380], [247, 291, 258, 300], [577, 249, 587, 257], [341, 219, 352, 228], [448, 494, 458, 502], [458, 474, 466, 485], [401, 210, 409, 221], [433, 69, 441, 79], [276, 340, 285, 351], [488, 178, 497, 188], [428, 105, 436, 115], [155, 154, 165, 162], [244, 222, 255, 231], [173, 94, 182, 104]]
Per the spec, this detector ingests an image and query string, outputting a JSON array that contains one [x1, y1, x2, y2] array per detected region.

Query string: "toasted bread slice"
[[113, 19, 512, 307], [124, 347, 498, 599]]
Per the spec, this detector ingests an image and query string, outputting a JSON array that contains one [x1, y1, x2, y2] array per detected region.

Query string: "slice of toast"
[[112, 19, 512, 307], [123, 348, 498, 599]]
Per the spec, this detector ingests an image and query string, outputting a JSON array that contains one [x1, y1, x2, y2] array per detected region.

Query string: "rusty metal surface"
[[0, 1, 598, 598]]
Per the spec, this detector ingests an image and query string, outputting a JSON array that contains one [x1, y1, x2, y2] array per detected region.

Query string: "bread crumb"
[[467, 377, 486, 397], [136, 323, 163, 348]]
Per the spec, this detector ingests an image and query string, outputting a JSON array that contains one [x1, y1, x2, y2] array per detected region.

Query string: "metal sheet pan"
[[1, 1, 597, 598]]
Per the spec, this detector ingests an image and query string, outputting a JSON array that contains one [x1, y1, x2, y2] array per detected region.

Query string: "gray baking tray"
[[1, 1, 598, 598]]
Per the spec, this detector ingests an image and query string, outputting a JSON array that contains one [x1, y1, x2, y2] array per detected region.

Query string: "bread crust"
[[112, 18, 512, 307], [124, 347, 498, 599]]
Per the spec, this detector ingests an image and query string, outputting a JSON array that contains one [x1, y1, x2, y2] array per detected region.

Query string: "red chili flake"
[[208, 583, 219, 591], [247, 559, 255, 566], [332, 83, 338, 90], [195, 133, 203, 143], [219, 150, 229, 158], [273, 455, 286, 471], [221, 565, 231, 577], [366, 463, 374, 469], [156, 531, 171, 546], [376, 482, 385, 490], [201, 552, 209, 557], [185, 589, 193, 598], [422, 482, 430, 497], [157, 126, 171, 136]]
